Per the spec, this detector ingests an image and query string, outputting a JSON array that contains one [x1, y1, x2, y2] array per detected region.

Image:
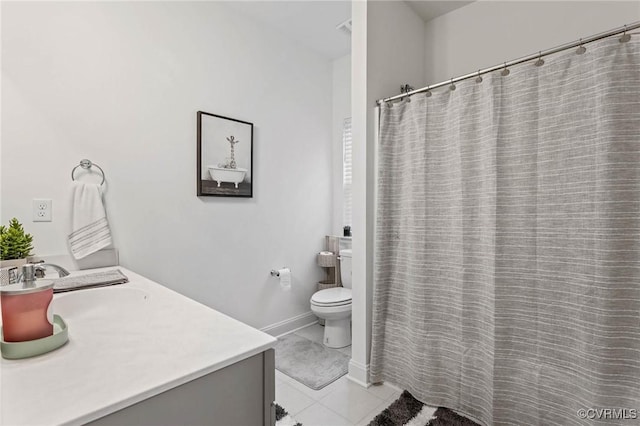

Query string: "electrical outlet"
[[33, 199, 52, 222]]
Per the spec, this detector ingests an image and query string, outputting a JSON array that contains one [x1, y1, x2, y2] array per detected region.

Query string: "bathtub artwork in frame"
[[197, 111, 253, 197]]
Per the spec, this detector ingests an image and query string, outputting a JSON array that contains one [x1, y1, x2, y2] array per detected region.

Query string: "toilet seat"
[[311, 300, 352, 308], [311, 287, 352, 306]]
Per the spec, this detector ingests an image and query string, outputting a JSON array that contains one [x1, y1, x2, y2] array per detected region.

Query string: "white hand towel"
[[68, 182, 113, 260]]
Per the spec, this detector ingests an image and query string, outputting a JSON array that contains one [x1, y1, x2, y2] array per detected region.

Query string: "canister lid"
[[0, 280, 54, 295], [0, 264, 54, 295]]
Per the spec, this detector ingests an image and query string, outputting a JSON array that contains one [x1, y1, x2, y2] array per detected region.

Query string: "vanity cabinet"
[[0, 267, 277, 426], [89, 350, 275, 426]]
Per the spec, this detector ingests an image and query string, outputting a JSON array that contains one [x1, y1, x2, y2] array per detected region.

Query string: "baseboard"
[[260, 311, 318, 338], [348, 359, 370, 387]]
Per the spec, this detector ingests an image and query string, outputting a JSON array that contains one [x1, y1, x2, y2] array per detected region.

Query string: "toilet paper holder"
[[270, 268, 288, 278]]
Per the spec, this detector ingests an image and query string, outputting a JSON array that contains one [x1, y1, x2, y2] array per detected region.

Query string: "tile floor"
[[276, 324, 401, 426]]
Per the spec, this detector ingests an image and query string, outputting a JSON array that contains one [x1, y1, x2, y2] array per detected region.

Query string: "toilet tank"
[[339, 249, 352, 289]]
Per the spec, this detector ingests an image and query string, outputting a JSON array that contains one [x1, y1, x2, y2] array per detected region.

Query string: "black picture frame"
[[197, 111, 253, 198]]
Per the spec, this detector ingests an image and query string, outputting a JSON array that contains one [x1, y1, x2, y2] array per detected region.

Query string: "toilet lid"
[[311, 287, 352, 305]]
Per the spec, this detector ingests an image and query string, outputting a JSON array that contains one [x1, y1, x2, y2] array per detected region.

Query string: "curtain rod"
[[376, 21, 640, 106]]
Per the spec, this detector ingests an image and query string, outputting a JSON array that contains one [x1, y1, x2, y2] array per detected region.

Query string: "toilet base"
[[322, 318, 351, 348]]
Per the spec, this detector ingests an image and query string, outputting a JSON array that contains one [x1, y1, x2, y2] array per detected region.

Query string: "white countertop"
[[0, 267, 277, 426]]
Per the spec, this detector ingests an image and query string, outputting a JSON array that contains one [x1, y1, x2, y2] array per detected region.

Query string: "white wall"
[[350, 0, 425, 386], [1, 1, 333, 330], [424, 1, 640, 84], [331, 54, 351, 235]]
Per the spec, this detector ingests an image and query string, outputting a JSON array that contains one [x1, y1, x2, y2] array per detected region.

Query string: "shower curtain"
[[370, 37, 640, 425]]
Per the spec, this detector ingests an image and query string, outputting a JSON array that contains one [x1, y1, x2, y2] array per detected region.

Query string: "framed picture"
[[197, 111, 253, 198]]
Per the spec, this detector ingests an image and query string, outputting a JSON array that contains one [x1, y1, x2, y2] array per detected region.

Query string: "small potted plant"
[[0, 218, 34, 269]]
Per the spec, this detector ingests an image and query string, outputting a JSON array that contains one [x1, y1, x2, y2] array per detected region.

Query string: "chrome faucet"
[[34, 263, 70, 278], [17, 263, 70, 283]]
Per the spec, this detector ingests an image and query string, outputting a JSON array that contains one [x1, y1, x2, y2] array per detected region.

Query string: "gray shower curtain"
[[370, 37, 640, 425]]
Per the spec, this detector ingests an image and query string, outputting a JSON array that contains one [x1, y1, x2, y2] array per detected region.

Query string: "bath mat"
[[275, 403, 302, 426], [367, 391, 480, 426], [275, 333, 349, 390]]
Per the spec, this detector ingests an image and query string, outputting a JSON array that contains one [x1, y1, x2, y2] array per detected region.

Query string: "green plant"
[[0, 218, 34, 261]]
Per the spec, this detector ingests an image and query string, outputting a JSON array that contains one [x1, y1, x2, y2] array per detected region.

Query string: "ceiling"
[[225, 1, 352, 60], [405, 1, 475, 22], [225, 1, 474, 61]]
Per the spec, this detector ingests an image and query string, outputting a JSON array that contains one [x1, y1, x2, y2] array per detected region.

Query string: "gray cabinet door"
[[89, 349, 275, 426]]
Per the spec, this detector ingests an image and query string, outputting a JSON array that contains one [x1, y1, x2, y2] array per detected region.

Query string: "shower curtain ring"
[[449, 78, 456, 91], [425, 86, 432, 97], [620, 25, 631, 43], [576, 39, 586, 55], [475, 70, 483, 83], [534, 51, 545, 67], [501, 62, 510, 77]]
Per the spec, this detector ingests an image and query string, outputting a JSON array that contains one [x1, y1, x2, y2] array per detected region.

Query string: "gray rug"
[[275, 333, 349, 390]]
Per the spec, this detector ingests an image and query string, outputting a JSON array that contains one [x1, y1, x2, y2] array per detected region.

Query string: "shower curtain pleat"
[[370, 37, 640, 425]]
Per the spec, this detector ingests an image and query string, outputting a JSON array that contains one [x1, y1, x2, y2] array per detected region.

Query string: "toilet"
[[310, 249, 352, 348]]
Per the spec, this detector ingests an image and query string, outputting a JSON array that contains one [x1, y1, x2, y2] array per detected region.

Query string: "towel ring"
[[71, 159, 105, 186]]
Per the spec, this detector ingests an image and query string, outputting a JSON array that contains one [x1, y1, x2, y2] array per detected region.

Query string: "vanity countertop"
[[0, 267, 277, 426]]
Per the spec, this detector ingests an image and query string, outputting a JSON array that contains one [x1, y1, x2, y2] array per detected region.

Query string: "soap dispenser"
[[1, 264, 54, 342]]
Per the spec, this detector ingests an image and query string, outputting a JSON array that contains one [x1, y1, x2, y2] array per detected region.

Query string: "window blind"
[[342, 117, 352, 227]]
